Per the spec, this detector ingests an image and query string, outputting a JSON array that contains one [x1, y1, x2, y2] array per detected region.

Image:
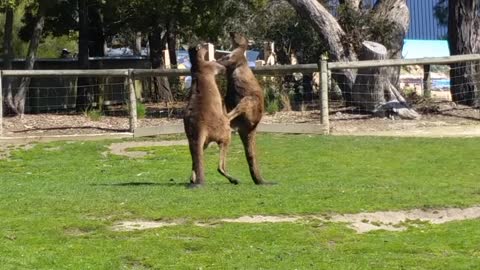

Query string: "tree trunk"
[[148, 28, 173, 103], [353, 41, 419, 119], [448, 0, 480, 106], [167, 18, 178, 67], [2, 6, 15, 113], [286, 0, 356, 101], [76, 0, 94, 111], [351, 41, 388, 111], [88, 5, 106, 57], [133, 32, 142, 56], [373, 0, 410, 88], [14, 3, 47, 116], [88, 4, 107, 111], [287, 0, 419, 119]]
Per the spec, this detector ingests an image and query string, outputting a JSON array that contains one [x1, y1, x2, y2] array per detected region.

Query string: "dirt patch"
[[112, 206, 480, 233], [111, 220, 180, 231], [0, 143, 35, 160], [107, 140, 188, 158]]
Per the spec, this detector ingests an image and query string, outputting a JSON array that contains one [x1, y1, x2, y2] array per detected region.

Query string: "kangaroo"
[[184, 44, 240, 187], [217, 32, 272, 185]]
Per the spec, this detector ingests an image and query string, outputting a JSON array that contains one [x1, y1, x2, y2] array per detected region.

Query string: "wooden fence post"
[[423, 64, 432, 98], [207, 43, 215, 61], [127, 69, 137, 133], [163, 50, 171, 69], [0, 71, 3, 137], [319, 56, 330, 134]]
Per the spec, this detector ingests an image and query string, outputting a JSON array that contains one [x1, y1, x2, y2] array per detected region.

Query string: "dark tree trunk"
[[88, 4, 106, 110], [78, 0, 89, 69], [167, 18, 178, 66], [2, 6, 15, 113], [14, 3, 47, 116], [448, 0, 480, 106], [287, 0, 419, 119], [76, 0, 94, 111], [88, 5, 106, 57], [148, 28, 173, 102]]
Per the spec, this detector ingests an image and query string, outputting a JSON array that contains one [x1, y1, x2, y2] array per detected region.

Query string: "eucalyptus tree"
[[1, 0, 17, 113], [448, 0, 480, 106], [3, 0, 56, 116], [286, 0, 419, 119]]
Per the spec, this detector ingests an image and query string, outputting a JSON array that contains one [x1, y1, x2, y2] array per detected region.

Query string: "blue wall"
[[406, 0, 447, 40], [330, 0, 447, 40]]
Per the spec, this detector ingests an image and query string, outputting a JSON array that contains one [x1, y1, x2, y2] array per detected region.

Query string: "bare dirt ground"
[[111, 205, 480, 234], [2, 99, 479, 138]]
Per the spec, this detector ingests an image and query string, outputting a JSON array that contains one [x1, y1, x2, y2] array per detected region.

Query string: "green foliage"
[[433, 0, 448, 26], [83, 108, 102, 121], [0, 2, 28, 57], [247, 0, 327, 64], [37, 34, 77, 58], [337, 4, 398, 52], [136, 102, 146, 119]]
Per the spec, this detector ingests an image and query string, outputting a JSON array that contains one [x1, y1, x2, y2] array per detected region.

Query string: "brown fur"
[[217, 33, 271, 185], [184, 45, 240, 187]]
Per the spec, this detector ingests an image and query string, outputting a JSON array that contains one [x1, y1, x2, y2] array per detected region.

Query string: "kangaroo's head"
[[188, 44, 208, 72], [229, 32, 248, 50]]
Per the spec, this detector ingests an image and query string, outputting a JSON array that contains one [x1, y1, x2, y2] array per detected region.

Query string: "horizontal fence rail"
[[328, 54, 480, 70], [1, 69, 130, 77], [1, 65, 321, 78]]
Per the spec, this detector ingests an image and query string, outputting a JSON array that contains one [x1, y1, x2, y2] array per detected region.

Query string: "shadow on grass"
[[91, 180, 189, 187]]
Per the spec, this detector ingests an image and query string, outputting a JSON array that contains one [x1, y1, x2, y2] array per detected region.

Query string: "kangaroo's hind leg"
[[217, 136, 240, 185], [188, 134, 207, 188]]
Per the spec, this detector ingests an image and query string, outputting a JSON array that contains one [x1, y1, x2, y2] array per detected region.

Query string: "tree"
[[447, 0, 480, 106], [1, 0, 15, 113], [10, 0, 52, 116], [286, 0, 419, 119]]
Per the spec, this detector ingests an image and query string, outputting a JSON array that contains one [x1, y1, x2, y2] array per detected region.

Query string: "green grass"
[[1, 134, 479, 269]]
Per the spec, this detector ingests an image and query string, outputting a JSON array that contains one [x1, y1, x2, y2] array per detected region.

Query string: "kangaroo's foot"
[[254, 179, 277, 186], [187, 182, 205, 189]]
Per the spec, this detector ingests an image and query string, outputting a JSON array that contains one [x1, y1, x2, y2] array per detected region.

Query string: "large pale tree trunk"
[[133, 32, 142, 56], [2, 6, 15, 113], [14, 3, 47, 116], [448, 0, 480, 106], [287, 0, 356, 101], [286, 0, 419, 119]]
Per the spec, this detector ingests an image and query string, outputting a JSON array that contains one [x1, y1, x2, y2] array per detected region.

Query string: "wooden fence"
[[2, 54, 480, 138]]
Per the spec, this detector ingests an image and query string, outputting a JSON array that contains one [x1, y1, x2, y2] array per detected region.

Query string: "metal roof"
[[331, 0, 447, 40]]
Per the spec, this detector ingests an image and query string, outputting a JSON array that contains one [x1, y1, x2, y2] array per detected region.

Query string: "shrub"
[[136, 102, 146, 119], [84, 108, 102, 121]]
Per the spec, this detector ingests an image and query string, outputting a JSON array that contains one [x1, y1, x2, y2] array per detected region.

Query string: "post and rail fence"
[[1, 54, 479, 139]]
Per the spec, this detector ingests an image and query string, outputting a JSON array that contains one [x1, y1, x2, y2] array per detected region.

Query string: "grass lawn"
[[1, 134, 479, 269]]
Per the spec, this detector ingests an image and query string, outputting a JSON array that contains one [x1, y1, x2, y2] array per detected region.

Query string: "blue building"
[[358, 0, 447, 40], [331, 0, 449, 58]]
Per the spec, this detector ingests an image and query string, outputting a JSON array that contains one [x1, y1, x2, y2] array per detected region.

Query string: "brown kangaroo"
[[184, 44, 240, 187], [217, 33, 272, 185]]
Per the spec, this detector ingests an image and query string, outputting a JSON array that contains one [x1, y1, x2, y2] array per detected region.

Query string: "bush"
[[136, 102, 146, 119], [84, 109, 102, 121]]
